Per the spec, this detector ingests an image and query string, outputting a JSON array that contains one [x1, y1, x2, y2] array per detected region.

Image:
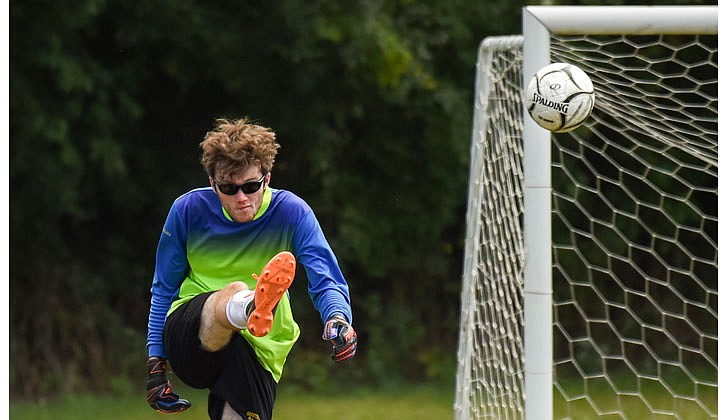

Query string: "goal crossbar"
[[525, 6, 718, 35]]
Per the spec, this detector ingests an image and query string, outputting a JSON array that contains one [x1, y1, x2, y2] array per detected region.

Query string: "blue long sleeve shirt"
[[146, 186, 352, 381]]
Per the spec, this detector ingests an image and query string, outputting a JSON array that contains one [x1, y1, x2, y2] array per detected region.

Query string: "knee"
[[218, 281, 249, 295], [204, 281, 250, 330]]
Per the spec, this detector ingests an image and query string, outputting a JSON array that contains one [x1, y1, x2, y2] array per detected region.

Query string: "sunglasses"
[[214, 174, 266, 195]]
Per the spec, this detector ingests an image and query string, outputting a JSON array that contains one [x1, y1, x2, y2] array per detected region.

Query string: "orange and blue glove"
[[145, 357, 191, 414], [322, 314, 357, 362]]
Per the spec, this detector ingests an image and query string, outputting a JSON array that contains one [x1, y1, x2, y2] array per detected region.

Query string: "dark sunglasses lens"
[[217, 183, 239, 195], [241, 180, 263, 194]]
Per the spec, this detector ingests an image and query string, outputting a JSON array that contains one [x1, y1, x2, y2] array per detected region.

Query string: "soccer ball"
[[525, 62, 595, 133]]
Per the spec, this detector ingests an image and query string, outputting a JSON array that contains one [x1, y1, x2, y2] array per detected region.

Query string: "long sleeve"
[[146, 201, 190, 358], [292, 210, 353, 324]]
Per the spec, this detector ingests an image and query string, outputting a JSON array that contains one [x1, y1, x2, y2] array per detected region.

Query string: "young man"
[[145, 118, 357, 419]]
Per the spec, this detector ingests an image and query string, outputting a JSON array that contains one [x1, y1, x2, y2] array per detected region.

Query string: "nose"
[[234, 189, 249, 200]]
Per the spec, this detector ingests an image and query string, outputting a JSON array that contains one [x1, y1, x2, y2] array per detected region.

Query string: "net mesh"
[[455, 31, 718, 420], [456, 36, 526, 420], [550, 33, 717, 419]]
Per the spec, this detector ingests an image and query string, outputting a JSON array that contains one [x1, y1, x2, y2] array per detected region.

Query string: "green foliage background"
[[9, 0, 521, 398]]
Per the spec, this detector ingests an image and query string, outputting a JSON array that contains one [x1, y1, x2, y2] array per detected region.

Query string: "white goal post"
[[455, 6, 717, 420]]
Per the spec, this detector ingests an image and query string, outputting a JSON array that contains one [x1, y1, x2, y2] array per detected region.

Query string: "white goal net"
[[455, 6, 717, 420]]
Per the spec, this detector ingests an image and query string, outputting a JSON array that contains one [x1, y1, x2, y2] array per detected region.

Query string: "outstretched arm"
[[292, 211, 357, 361], [145, 202, 191, 413], [292, 211, 353, 324]]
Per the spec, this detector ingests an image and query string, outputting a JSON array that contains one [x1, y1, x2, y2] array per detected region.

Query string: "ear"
[[209, 177, 216, 189]]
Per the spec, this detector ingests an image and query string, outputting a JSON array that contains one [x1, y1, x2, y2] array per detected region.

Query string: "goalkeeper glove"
[[145, 357, 191, 414], [322, 314, 358, 362]]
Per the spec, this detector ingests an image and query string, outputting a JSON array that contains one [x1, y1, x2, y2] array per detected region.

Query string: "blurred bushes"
[[10, 0, 520, 398]]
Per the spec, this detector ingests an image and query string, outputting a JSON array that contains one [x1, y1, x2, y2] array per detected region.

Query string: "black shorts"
[[164, 292, 277, 420]]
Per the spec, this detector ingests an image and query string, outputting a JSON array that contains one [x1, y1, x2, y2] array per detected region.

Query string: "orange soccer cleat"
[[247, 251, 296, 337]]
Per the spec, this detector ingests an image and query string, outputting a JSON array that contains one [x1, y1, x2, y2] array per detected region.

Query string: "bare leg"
[[199, 281, 249, 352], [221, 402, 243, 420]]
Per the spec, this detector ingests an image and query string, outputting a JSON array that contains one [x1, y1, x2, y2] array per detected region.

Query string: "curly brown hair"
[[199, 117, 280, 181]]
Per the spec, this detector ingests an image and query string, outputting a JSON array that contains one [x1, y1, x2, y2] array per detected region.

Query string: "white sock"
[[225, 290, 255, 330]]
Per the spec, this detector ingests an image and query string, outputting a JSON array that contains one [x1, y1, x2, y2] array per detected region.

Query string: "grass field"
[[10, 382, 455, 420], [11, 379, 717, 419]]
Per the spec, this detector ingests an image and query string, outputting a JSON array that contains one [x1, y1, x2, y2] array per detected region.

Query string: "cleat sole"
[[247, 251, 296, 337]]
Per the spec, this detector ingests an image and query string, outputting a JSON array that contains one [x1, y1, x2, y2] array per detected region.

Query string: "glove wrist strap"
[[146, 357, 168, 390]]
